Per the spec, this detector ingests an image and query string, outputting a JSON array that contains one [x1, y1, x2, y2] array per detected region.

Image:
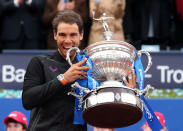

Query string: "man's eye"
[[58, 33, 65, 36], [71, 33, 78, 37]]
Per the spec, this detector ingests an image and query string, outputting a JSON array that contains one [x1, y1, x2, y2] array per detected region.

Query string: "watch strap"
[[57, 74, 67, 85]]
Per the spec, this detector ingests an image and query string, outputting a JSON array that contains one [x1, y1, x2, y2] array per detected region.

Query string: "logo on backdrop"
[[2, 65, 25, 83], [0, 54, 33, 90], [145, 65, 183, 84], [142, 52, 183, 89], [157, 65, 183, 84]]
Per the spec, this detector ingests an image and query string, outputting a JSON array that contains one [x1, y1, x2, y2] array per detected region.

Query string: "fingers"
[[132, 69, 136, 86], [76, 66, 90, 71], [73, 70, 88, 77], [64, 69, 88, 83], [75, 57, 88, 66], [64, 58, 90, 83], [128, 74, 133, 85], [74, 69, 88, 79], [74, 57, 90, 72], [123, 75, 132, 88], [123, 77, 128, 86], [123, 69, 137, 88], [71, 74, 87, 80], [70, 65, 89, 77]]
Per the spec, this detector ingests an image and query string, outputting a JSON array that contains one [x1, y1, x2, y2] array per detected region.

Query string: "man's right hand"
[[63, 58, 90, 83]]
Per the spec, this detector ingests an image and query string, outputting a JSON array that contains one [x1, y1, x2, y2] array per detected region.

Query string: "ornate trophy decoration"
[[66, 12, 153, 128], [92, 11, 114, 41]]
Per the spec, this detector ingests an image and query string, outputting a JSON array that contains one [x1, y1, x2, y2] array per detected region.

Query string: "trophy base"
[[83, 102, 142, 128], [82, 85, 143, 128]]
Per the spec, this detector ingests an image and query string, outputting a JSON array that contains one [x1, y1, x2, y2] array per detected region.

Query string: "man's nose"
[[64, 37, 72, 43]]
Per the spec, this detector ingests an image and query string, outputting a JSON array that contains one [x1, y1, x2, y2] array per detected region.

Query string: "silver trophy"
[[66, 13, 153, 128]]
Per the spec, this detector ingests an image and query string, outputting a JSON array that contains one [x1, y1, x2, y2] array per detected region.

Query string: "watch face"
[[60, 74, 64, 79], [58, 74, 64, 80]]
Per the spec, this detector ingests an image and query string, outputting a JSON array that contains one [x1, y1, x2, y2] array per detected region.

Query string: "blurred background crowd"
[[0, 0, 183, 52]]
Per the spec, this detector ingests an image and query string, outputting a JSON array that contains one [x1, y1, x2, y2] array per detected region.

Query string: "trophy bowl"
[[67, 40, 152, 128], [85, 40, 136, 81]]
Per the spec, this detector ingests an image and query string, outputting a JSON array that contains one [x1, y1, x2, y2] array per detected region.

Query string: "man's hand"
[[63, 58, 90, 83], [123, 69, 137, 88]]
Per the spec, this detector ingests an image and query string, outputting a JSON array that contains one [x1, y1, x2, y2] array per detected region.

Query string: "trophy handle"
[[137, 50, 152, 73], [66, 47, 80, 66]]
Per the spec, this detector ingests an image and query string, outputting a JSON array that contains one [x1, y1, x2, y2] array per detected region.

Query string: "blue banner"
[[0, 54, 33, 90], [142, 52, 183, 89], [0, 51, 183, 90]]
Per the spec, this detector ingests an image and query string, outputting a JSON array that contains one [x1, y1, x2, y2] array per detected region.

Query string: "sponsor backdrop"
[[0, 51, 182, 90], [0, 50, 183, 130]]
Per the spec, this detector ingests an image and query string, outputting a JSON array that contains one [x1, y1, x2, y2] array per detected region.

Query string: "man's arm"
[[22, 57, 67, 110], [22, 57, 90, 110]]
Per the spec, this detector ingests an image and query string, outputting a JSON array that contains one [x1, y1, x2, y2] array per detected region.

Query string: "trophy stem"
[[101, 80, 123, 87], [106, 75, 115, 81]]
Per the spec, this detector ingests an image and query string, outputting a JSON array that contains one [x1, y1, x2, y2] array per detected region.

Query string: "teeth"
[[64, 47, 71, 49], [64, 46, 74, 49]]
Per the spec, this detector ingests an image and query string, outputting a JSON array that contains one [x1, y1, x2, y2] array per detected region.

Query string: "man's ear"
[[80, 31, 84, 41], [53, 31, 57, 40]]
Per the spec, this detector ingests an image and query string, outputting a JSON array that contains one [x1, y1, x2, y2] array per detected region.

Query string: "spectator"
[[124, 0, 172, 50], [88, 0, 126, 45], [173, 0, 183, 50], [42, 0, 75, 49], [3, 111, 28, 131], [74, 0, 91, 49], [122, 0, 138, 47], [0, 0, 45, 49], [141, 112, 167, 131]]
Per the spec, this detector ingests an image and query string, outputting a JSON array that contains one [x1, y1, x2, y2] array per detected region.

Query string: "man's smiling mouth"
[[63, 46, 72, 50]]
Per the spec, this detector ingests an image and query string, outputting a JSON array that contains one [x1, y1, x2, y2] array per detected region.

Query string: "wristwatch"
[[57, 74, 67, 85]]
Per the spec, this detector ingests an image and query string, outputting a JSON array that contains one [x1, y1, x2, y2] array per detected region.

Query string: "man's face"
[[54, 22, 83, 59], [6, 122, 25, 131]]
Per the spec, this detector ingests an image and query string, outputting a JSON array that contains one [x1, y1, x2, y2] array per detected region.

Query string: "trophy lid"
[[85, 40, 136, 60]]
